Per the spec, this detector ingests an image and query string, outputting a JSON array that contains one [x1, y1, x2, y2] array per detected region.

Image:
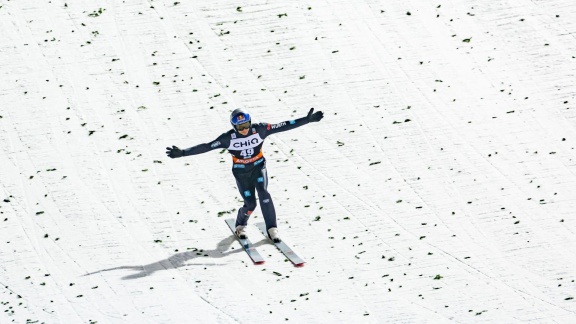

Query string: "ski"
[[225, 219, 265, 265], [255, 222, 305, 267]]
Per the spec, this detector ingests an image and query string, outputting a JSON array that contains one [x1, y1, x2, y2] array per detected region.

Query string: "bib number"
[[240, 148, 254, 158]]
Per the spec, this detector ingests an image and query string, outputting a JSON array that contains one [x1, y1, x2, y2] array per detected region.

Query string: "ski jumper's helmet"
[[230, 108, 251, 130]]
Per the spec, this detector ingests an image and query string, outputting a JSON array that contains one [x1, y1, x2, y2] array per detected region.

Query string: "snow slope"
[[1, 0, 576, 322]]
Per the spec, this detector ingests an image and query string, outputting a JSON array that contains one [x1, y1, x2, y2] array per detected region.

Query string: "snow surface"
[[1, 0, 576, 323]]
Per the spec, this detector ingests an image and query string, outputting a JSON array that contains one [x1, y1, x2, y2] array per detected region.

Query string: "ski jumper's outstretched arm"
[[182, 134, 230, 156], [262, 108, 324, 137], [166, 133, 230, 158]]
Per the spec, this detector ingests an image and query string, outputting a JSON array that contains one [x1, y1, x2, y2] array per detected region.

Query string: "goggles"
[[236, 121, 251, 131]]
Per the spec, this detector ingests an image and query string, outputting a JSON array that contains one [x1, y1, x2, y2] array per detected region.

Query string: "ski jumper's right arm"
[[166, 132, 231, 159], [181, 132, 230, 156]]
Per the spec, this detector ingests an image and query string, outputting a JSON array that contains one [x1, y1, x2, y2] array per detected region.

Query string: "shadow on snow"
[[83, 235, 268, 280]]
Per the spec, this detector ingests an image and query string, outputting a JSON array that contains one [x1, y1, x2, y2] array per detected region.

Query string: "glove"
[[307, 108, 324, 122], [166, 145, 184, 158]]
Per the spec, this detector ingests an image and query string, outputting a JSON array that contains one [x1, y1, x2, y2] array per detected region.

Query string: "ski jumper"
[[181, 116, 310, 232]]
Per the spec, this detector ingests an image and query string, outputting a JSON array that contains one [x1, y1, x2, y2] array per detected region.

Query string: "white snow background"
[[1, 0, 576, 323]]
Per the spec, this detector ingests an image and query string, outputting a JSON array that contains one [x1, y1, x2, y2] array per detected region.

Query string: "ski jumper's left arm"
[[261, 108, 323, 138]]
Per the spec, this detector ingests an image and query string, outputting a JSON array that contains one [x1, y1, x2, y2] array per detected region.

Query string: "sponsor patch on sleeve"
[[211, 141, 221, 148], [270, 122, 287, 129]]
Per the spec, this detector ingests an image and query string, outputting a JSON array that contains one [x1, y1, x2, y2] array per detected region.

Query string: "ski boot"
[[268, 227, 281, 243], [235, 225, 248, 239]]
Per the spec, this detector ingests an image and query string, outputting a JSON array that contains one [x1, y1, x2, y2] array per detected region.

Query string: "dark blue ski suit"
[[179, 116, 312, 232]]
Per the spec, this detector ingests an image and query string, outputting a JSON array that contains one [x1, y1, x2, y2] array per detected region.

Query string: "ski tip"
[[294, 263, 305, 268], [254, 261, 265, 265]]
